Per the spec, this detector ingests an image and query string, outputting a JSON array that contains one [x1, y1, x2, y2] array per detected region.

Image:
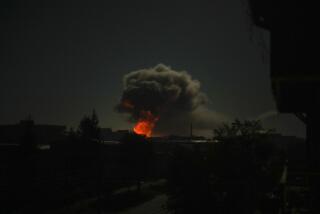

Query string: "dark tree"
[[20, 118, 37, 152], [213, 119, 275, 141], [167, 119, 284, 214], [78, 110, 100, 141]]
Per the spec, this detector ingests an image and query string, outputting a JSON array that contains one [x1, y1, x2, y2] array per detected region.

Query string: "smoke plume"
[[116, 64, 227, 136]]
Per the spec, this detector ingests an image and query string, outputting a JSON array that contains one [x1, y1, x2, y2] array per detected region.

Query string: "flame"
[[133, 111, 159, 137]]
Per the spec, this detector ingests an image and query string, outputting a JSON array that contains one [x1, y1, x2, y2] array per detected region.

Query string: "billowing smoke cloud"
[[116, 64, 227, 136]]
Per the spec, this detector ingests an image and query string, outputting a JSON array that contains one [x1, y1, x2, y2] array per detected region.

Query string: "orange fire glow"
[[133, 111, 159, 137]]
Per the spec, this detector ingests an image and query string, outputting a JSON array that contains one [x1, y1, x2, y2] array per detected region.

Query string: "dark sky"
[[0, 0, 305, 137]]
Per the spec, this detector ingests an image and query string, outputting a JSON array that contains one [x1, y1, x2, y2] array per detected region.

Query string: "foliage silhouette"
[[167, 119, 284, 214], [77, 110, 100, 141]]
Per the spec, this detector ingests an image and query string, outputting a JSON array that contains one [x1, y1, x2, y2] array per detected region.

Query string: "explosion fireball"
[[116, 64, 222, 137], [133, 110, 159, 137]]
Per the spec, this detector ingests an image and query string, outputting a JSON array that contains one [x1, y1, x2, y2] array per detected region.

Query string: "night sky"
[[0, 1, 305, 137]]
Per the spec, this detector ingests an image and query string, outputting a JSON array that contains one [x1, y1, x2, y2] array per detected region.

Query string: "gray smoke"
[[116, 64, 227, 136]]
